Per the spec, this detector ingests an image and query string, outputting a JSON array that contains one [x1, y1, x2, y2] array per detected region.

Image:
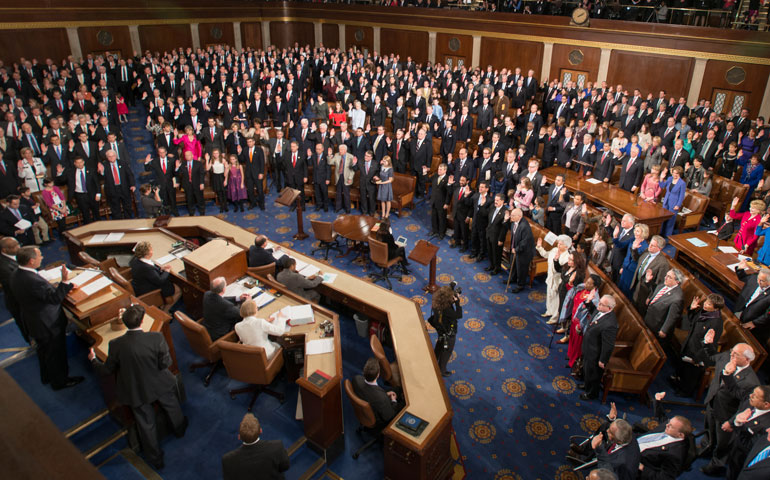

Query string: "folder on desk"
[[395, 412, 428, 436], [686, 237, 708, 248], [288, 304, 315, 326]]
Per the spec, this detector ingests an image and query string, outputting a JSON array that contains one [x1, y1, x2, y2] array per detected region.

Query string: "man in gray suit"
[[329, 144, 357, 214], [275, 257, 322, 303], [89, 305, 187, 470], [630, 235, 669, 312], [642, 268, 684, 341]]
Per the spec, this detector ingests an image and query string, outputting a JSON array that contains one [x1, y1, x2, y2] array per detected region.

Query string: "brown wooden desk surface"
[[409, 239, 439, 266], [332, 214, 378, 242], [667, 230, 749, 297], [68, 217, 452, 450], [541, 166, 673, 232]]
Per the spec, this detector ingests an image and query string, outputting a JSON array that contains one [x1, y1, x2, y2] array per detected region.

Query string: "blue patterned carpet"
[[0, 106, 717, 480]]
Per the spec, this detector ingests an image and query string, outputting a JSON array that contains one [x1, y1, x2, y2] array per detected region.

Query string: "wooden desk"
[[541, 166, 674, 234], [66, 216, 453, 480], [333, 214, 378, 262], [182, 238, 246, 291], [667, 230, 750, 298]]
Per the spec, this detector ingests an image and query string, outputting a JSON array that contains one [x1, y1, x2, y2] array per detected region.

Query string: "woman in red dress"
[[729, 197, 766, 255], [566, 274, 602, 371]]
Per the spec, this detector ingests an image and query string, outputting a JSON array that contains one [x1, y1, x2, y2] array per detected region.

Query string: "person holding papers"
[[203, 277, 250, 341], [10, 246, 83, 390], [234, 300, 287, 360], [129, 241, 182, 313], [0, 194, 44, 245], [276, 256, 322, 303]]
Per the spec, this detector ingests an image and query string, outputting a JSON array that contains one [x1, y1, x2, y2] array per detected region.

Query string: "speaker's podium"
[[276, 186, 308, 240], [182, 238, 247, 291]]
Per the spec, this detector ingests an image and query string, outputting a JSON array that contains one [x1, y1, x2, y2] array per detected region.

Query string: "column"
[[128, 25, 141, 55], [540, 42, 553, 83], [373, 26, 381, 54], [66, 27, 83, 61], [428, 31, 436, 65], [314, 22, 323, 49], [233, 22, 242, 51], [261, 20, 271, 48], [339, 24, 345, 51], [760, 73, 770, 120], [597, 48, 612, 85], [471, 35, 481, 69], [190, 23, 200, 50], [687, 58, 708, 108]]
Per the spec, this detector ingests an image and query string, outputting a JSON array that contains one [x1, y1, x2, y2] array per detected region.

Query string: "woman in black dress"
[[428, 286, 462, 377], [373, 217, 409, 271]]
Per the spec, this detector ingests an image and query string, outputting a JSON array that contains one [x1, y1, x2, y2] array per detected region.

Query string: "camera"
[[449, 281, 462, 295]]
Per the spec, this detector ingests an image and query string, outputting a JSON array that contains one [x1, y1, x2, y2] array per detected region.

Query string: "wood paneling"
[[270, 21, 314, 49], [322, 23, 339, 49], [345, 25, 373, 54], [607, 51, 693, 101], [699, 60, 770, 116], [0, 29, 70, 64], [198, 22, 234, 48], [240, 22, 262, 50], [549, 44, 601, 84], [479, 37, 543, 73], [138, 24, 193, 53], [380, 29, 428, 66], [436, 33, 473, 68], [77, 26, 132, 58]]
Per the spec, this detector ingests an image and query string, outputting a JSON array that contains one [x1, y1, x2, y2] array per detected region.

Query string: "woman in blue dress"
[[659, 166, 687, 237], [376, 156, 394, 219], [754, 213, 770, 266], [617, 223, 650, 298]]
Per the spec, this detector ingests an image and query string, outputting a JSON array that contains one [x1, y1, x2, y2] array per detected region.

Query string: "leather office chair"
[[247, 262, 276, 278], [367, 236, 404, 291], [174, 311, 235, 386], [78, 251, 101, 268], [344, 379, 379, 459], [370, 335, 401, 388], [310, 220, 342, 260], [109, 267, 165, 310], [218, 340, 285, 411]]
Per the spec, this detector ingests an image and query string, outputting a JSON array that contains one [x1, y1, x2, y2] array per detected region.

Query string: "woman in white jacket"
[[535, 234, 572, 324], [234, 300, 288, 360], [17, 147, 46, 192]]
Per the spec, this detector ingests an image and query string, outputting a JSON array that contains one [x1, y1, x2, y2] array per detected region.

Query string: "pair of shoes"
[[52, 376, 85, 391], [174, 416, 189, 438], [442, 371, 451, 377], [557, 336, 569, 344], [700, 464, 724, 476], [546, 319, 558, 325], [476, 256, 486, 263], [541, 313, 551, 318], [556, 327, 566, 334], [579, 393, 597, 401], [511, 286, 523, 293]]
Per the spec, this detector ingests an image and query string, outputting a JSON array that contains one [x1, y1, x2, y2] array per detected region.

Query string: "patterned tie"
[[650, 286, 669, 304], [748, 445, 770, 467]]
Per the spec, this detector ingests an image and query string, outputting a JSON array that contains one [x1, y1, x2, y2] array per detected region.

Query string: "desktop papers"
[[585, 178, 602, 184], [322, 273, 337, 284], [14, 219, 32, 230], [80, 276, 113, 296], [298, 263, 320, 278], [306, 338, 334, 355], [155, 254, 177, 265], [686, 237, 708, 247], [89, 234, 109, 244], [105, 232, 125, 242], [39, 268, 62, 282], [544, 232, 558, 245], [718, 246, 739, 254], [289, 304, 314, 325], [69, 269, 101, 287]]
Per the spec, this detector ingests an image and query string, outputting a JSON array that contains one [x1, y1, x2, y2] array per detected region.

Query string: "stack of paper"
[[81, 276, 113, 295], [255, 292, 275, 308], [306, 338, 334, 355], [14, 219, 32, 231], [70, 269, 101, 287], [585, 178, 602, 184], [39, 268, 62, 282], [293, 258, 309, 272], [105, 232, 125, 242], [719, 246, 738, 254], [544, 232, 558, 245], [89, 234, 109, 244], [155, 254, 177, 265], [289, 304, 314, 325], [298, 263, 320, 278], [686, 238, 708, 247], [321, 273, 337, 284]]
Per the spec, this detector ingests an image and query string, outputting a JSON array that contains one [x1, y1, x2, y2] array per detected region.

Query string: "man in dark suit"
[[694, 129, 720, 170], [485, 194, 508, 275], [101, 149, 135, 219], [429, 164, 451, 240], [201, 117, 226, 156], [637, 401, 693, 480], [0, 150, 20, 198], [387, 129, 410, 174], [592, 143, 615, 183], [668, 139, 690, 171], [0, 237, 25, 343], [591, 418, 641, 480], [736, 427, 770, 480], [175, 151, 206, 216], [609, 214, 636, 282], [456, 106, 473, 144], [470, 181, 492, 262], [248, 235, 276, 268], [439, 121, 457, 162], [351, 358, 404, 428], [726, 386, 770, 480], [11, 246, 82, 390], [143, 147, 178, 215], [284, 141, 308, 208], [410, 128, 432, 197], [358, 150, 380, 216], [508, 209, 534, 293], [89, 304, 187, 470], [309, 143, 331, 212], [0, 195, 38, 246], [580, 293, 619, 401], [129, 241, 181, 312], [700, 336, 760, 476], [734, 261, 770, 345], [544, 174, 567, 234], [239, 137, 266, 211], [618, 146, 643, 193], [369, 125, 389, 162], [268, 130, 290, 193], [203, 277, 248, 341], [631, 235, 669, 312], [642, 268, 684, 343], [66, 156, 101, 224], [222, 413, 290, 480], [73, 131, 99, 170]]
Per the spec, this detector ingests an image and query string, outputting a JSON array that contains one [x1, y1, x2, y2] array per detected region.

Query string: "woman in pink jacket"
[[173, 125, 202, 160]]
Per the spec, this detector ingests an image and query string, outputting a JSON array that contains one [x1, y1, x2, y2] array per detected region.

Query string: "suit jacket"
[[92, 330, 177, 408], [485, 206, 509, 244], [239, 146, 266, 182], [592, 150, 615, 182], [129, 256, 174, 298], [638, 427, 689, 480], [330, 153, 356, 185], [680, 308, 723, 364], [10, 268, 72, 342], [510, 219, 534, 260], [144, 155, 176, 190], [202, 291, 241, 341], [65, 166, 100, 202], [735, 269, 770, 325], [276, 269, 322, 303], [284, 151, 307, 183], [731, 405, 770, 465], [176, 159, 206, 191], [0, 205, 37, 245], [618, 156, 644, 191], [738, 435, 770, 480], [101, 159, 135, 198], [643, 284, 683, 335], [582, 308, 619, 365], [595, 436, 641, 480], [631, 252, 668, 306], [471, 192, 492, 228], [200, 126, 226, 155], [0, 254, 19, 318], [309, 153, 331, 184], [410, 138, 432, 173], [704, 347, 760, 422], [561, 204, 586, 236], [430, 174, 450, 209], [351, 375, 398, 426], [247, 246, 274, 268], [0, 159, 20, 198], [358, 158, 380, 191], [222, 440, 290, 480]]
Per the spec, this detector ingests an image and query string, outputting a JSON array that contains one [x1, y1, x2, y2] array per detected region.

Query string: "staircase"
[[733, 0, 770, 30]]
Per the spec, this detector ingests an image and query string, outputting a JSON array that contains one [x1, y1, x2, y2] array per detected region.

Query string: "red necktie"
[[458, 190, 462, 201], [292, 153, 297, 168], [211, 128, 214, 140], [188, 162, 192, 182], [112, 163, 120, 185], [651, 286, 669, 304], [161, 158, 166, 174], [0, 162, 5, 175]]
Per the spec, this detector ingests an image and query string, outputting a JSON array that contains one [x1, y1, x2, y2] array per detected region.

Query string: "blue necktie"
[[79, 169, 86, 192], [638, 432, 667, 446], [748, 286, 763, 305], [28, 134, 40, 155], [748, 444, 770, 467]]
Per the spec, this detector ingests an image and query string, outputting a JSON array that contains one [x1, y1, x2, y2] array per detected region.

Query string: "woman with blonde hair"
[[234, 300, 288, 360], [537, 234, 572, 325], [375, 156, 394, 218], [173, 125, 202, 159]]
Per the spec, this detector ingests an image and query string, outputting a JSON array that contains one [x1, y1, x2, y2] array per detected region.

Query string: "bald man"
[[248, 235, 278, 268]]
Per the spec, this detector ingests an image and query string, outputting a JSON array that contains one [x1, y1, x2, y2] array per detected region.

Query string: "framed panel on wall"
[[560, 69, 589, 89], [711, 88, 750, 118]]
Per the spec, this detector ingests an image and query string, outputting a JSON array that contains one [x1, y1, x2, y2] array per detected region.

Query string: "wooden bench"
[[675, 190, 710, 232], [602, 328, 667, 403], [708, 174, 749, 218]]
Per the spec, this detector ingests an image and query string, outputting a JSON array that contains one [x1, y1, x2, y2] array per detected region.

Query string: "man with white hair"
[[202, 276, 249, 342], [579, 294, 618, 401], [700, 334, 760, 476], [734, 260, 770, 346]]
